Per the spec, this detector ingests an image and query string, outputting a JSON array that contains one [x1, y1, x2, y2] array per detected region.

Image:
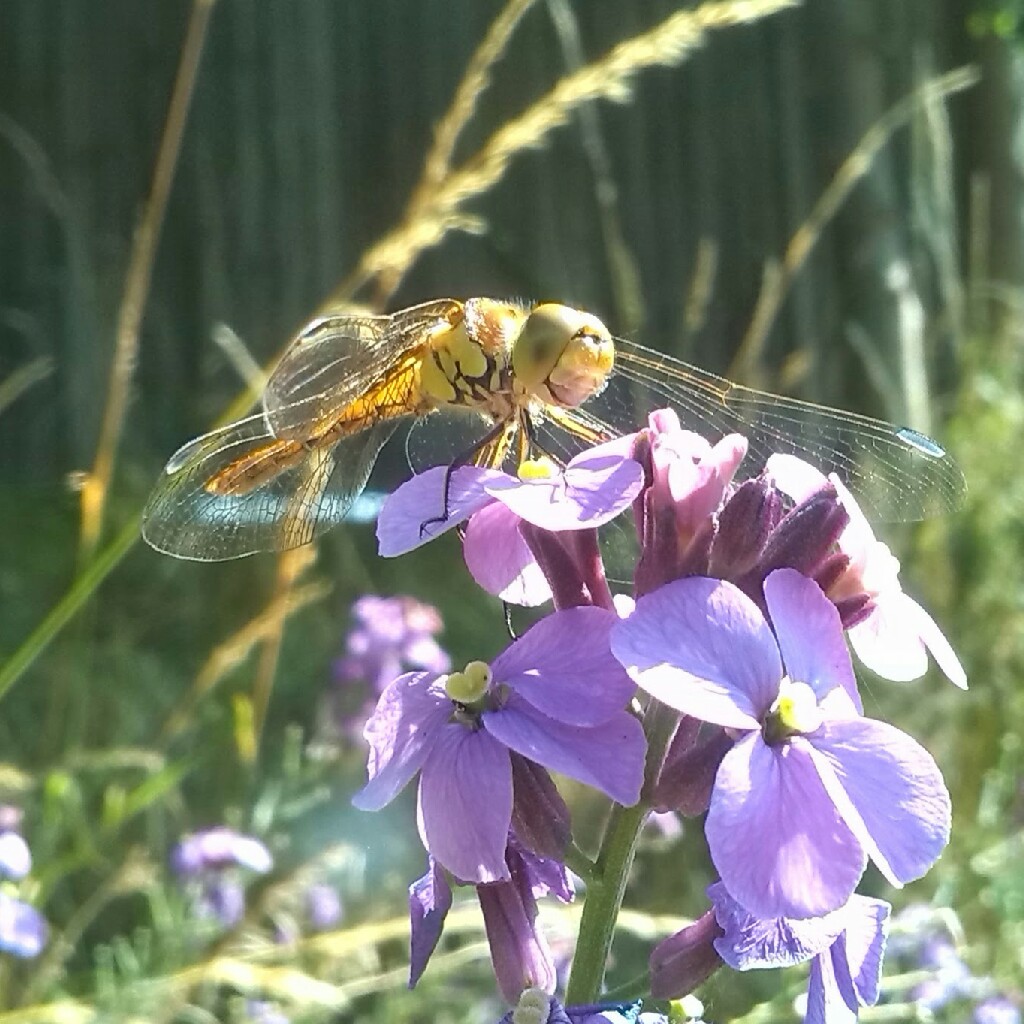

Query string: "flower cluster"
[[318, 594, 451, 747], [171, 826, 273, 927], [0, 806, 47, 959], [355, 408, 965, 1020]]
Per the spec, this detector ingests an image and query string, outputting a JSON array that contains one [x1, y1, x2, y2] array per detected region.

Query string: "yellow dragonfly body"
[[142, 298, 964, 561]]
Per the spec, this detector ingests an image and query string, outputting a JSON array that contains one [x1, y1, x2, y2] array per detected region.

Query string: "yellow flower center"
[[444, 660, 493, 704], [763, 677, 822, 743], [517, 456, 559, 482]]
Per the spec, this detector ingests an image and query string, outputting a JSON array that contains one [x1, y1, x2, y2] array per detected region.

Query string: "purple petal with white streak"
[[481, 450, 643, 531], [764, 569, 861, 713], [418, 724, 512, 883], [377, 465, 504, 556], [484, 698, 645, 806], [611, 578, 782, 728], [809, 717, 950, 887], [707, 734, 866, 919], [352, 672, 451, 811], [493, 607, 635, 726]]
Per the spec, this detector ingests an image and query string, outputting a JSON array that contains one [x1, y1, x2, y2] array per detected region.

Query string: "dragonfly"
[[141, 297, 965, 561]]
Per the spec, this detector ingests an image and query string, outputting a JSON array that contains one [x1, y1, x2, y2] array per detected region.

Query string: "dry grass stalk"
[[332, 0, 802, 306], [161, 548, 326, 744], [735, 64, 980, 378], [78, 0, 217, 562]]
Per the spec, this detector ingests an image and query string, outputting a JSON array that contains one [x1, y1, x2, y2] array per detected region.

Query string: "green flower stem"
[[565, 700, 680, 1003]]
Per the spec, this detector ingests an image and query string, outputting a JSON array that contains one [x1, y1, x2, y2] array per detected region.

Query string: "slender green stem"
[[564, 840, 596, 884], [564, 701, 680, 1003], [0, 516, 139, 705]]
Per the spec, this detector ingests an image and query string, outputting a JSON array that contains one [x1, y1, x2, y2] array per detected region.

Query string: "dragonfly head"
[[512, 303, 614, 408]]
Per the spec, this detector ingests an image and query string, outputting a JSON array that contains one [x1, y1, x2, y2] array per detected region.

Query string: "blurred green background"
[[0, 0, 1022, 1020]]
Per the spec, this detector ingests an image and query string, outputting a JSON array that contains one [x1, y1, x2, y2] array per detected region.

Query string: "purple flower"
[[768, 454, 966, 688], [708, 883, 889, 1024], [245, 1001, 290, 1024], [0, 892, 48, 958], [0, 811, 32, 881], [354, 606, 645, 883], [197, 877, 246, 926], [335, 594, 450, 692], [171, 827, 273, 876], [611, 568, 950, 919], [306, 883, 343, 931], [976, 997, 1022, 1024], [409, 842, 573, 1002], [376, 442, 643, 605]]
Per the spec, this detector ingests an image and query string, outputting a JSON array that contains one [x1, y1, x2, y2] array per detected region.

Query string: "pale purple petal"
[[493, 607, 635, 726], [611, 578, 781, 728], [850, 592, 967, 688], [483, 451, 642, 531], [766, 454, 829, 504], [409, 858, 453, 988], [763, 569, 860, 711], [377, 465, 504, 556], [464, 502, 552, 606], [848, 593, 929, 682], [806, 946, 858, 1024], [483, 699, 645, 806], [417, 724, 512, 883], [839, 895, 889, 1006], [0, 832, 32, 880], [352, 672, 451, 812], [707, 734, 866, 919], [708, 881, 847, 969], [809, 717, 950, 887], [0, 894, 47, 958]]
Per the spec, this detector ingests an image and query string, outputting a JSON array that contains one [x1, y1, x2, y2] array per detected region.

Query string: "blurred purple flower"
[[197, 877, 246, 927], [976, 996, 1022, 1024], [910, 936, 974, 1011], [708, 883, 889, 1024], [376, 441, 643, 606], [171, 827, 273, 876], [0, 809, 32, 881], [306, 883, 343, 931], [245, 1001, 290, 1024], [612, 568, 950, 919], [354, 605, 644, 883], [335, 594, 450, 692], [0, 892, 48, 958], [768, 454, 966, 687], [171, 828, 272, 928]]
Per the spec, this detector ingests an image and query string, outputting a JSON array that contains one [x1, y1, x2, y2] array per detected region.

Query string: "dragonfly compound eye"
[[512, 303, 614, 408]]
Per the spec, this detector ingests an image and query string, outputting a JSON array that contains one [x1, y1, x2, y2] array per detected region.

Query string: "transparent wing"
[[263, 299, 463, 438], [404, 406, 510, 475], [142, 414, 398, 560], [560, 339, 965, 523]]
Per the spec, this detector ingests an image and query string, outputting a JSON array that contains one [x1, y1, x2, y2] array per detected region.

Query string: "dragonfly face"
[[141, 298, 964, 561]]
